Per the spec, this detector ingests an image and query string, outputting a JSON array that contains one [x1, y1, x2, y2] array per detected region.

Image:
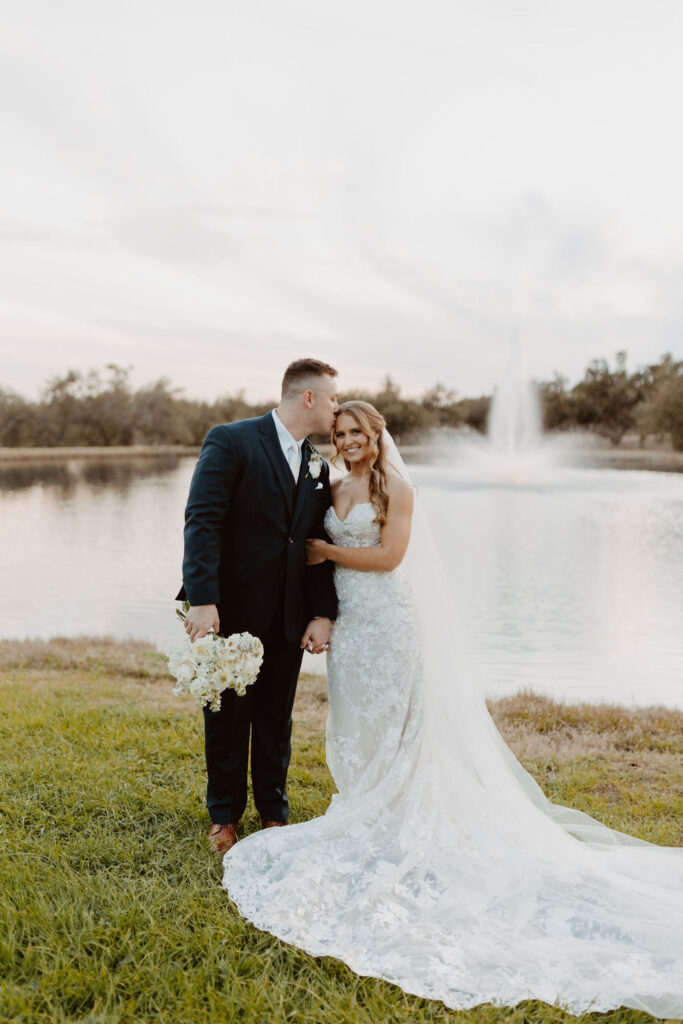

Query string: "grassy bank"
[[1, 637, 681, 1024]]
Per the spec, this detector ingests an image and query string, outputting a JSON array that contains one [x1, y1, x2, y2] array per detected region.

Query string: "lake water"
[[1, 454, 681, 708]]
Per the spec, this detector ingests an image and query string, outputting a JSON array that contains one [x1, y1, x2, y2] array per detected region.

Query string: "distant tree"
[[133, 377, 191, 444], [40, 368, 85, 445], [539, 374, 574, 431], [571, 352, 643, 446], [81, 364, 135, 445], [635, 354, 683, 450], [212, 389, 273, 425], [38, 364, 135, 446], [422, 383, 463, 429], [0, 386, 37, 446], [369, 377, 438, 440], [174, 397, 217, 446], [454, 395, 491, 434], [651, 376, 683, 451]]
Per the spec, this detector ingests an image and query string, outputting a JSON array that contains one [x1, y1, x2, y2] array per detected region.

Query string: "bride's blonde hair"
[[331, 401, 389, 525]]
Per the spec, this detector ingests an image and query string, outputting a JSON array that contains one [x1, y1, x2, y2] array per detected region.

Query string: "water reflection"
[[0, 455, 185, 495], [0, 461, 75, 492], [1, 454, 682, 708]]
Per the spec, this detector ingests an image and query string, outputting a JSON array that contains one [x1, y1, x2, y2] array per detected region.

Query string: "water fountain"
[[487, 361, 543, 458], [482, 348, 551, 483], [451, 341, 563, 483]]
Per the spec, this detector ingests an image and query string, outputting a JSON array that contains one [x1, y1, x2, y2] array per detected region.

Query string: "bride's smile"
[[333, 414, 376, 467]]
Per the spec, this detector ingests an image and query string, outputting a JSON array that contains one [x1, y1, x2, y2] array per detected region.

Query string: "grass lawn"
[[1, 637, 681, 1024]]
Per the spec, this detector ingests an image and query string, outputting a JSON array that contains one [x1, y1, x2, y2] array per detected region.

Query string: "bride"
[[222, 400, 683, 1017]]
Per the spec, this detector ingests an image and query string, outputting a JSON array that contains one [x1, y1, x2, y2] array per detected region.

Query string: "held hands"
[[184, 604, 220, 642], [300, 617, 331, 654], [306, 538, 329, 565]]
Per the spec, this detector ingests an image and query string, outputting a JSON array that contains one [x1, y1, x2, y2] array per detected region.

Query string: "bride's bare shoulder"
[[386, 473, 413, 507]]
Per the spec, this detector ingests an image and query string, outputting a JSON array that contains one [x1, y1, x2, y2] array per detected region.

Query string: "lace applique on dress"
[[322, 502, 421, 796]]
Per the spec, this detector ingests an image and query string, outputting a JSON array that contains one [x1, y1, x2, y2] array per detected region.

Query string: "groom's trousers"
[[202, 622, 304, 825]]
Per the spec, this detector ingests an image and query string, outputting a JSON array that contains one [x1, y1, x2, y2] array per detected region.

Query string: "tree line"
[[1, 352, 681, 450]]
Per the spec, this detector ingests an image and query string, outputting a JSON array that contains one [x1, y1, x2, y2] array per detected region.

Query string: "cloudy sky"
[[2, 0, 682, 403]]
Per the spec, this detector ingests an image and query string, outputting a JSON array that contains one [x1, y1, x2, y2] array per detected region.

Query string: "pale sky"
[[2, 0, 682, 403]]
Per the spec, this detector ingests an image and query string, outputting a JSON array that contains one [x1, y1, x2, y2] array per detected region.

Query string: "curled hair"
[[331, 401, 389, 525]]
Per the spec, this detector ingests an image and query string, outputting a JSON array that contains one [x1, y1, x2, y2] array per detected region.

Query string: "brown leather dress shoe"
[[208, 822, 239, 853], [261, 818, 289, 828]]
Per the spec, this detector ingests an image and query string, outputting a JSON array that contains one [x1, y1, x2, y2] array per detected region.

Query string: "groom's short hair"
[[281, 358, 338, 398]]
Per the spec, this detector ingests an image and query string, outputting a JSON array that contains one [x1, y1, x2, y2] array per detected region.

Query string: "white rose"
[[215, 667, 232, 688], [193, 634, 214, 658], [175, 663, 194, 686]]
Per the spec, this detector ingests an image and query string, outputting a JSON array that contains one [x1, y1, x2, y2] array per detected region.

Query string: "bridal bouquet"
[[167, 602, 264, 711]]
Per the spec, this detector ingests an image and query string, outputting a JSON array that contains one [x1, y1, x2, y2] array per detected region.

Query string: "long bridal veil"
[[385, 430, 671, 848], [383, 430, 683, 1012], [223, 430, 683, 1017]]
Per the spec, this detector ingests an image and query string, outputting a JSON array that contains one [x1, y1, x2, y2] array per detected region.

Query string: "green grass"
[[0, 638, 681, 1024]]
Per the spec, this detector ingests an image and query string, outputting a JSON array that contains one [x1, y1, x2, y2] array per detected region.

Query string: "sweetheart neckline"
[[328, 501, 374, 525]]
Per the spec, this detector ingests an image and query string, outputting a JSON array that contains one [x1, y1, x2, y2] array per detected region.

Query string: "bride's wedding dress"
[[222, 441, 683, 1017]]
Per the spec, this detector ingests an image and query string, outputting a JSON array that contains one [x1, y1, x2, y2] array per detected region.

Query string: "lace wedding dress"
[[222, 460, 683, 1015]]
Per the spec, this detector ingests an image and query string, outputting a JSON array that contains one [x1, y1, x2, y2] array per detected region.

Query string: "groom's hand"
[[185, 604, 220, 642], [300, 617, 331, 654]]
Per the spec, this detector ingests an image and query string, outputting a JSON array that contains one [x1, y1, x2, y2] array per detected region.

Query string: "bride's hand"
[[306, 538, 329, 565]]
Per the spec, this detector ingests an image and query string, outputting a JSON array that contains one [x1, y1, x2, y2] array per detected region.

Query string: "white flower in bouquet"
[[174, 662, 194, 687], [167, 601, 264, 711], [192, 634, 215, 659]]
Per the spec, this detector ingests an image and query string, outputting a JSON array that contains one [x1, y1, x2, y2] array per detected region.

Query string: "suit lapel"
[[259, 414, 295, 517], [290, 440, 315, 534]]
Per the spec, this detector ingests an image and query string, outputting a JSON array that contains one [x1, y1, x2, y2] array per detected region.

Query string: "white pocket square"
[[315, 482, 323, 490]]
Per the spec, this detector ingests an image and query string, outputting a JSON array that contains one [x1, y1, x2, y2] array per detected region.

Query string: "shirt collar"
[[271, 409, 305, 452]]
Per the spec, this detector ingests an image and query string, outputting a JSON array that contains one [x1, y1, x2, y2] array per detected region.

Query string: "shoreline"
[[2, 635, 681, 721], [2, 441, 683, 472], [565, 447, 683, 472], [0, 444, 199, 463]]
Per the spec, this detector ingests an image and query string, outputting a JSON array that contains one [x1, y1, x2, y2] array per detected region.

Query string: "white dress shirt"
[[271, 409, 305, 480]]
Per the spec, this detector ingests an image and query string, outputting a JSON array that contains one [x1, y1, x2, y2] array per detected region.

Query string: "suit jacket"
[[175, 413, 337, 643]]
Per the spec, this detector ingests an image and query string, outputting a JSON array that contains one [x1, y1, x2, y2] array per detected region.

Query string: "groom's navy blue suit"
[[176, 413, 337, 824]]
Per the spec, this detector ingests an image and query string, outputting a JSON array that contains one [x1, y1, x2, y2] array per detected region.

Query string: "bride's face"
[[334, 413, 375, 466]]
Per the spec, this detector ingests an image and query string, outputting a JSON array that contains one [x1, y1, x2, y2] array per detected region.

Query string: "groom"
[[175, 358, 339, 853]]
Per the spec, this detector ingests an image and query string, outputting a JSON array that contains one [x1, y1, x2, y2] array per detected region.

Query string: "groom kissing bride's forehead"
[[175, 357, 683, 1018], [176, 357, 340, 854]]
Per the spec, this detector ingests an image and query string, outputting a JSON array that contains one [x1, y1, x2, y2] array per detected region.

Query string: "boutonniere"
[[306, 451, 323, 479]]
